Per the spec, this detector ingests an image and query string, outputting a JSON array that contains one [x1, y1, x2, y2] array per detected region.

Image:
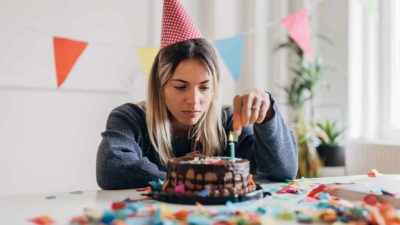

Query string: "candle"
[[229, 132, 235, 160]]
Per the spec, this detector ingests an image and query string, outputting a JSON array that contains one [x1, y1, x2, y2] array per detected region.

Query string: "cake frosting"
[[163, 152, 256, 196]]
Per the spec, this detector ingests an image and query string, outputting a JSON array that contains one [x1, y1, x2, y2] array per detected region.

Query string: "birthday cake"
[[163, 152, 256, 196]]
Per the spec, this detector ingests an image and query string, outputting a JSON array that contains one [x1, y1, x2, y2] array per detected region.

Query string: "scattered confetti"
[[174, 184, 185, 195], [276, 186, 300, 194], [45, 196, 56, 200], [198, 188, 211, 197], [70, 191, 83, 195], [136, 186, 152, 192], [364, 194, 379, 205], [149, 180, 163, 191], [30, 216, 54, 225], [368, 168, 381, 177], [31, 174, 400, 225], [307, 184, 326, 198], [381, 189, 396, 196]]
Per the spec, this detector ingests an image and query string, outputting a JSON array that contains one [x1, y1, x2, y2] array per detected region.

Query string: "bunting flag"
[[53, 37, 88, 88], [281, 9, 313, 57], [213, 35, 245, 80], [136, 47, 159, 80]]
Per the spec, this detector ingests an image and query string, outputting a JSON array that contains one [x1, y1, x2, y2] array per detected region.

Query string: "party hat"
[[161, 0, 203, 48]]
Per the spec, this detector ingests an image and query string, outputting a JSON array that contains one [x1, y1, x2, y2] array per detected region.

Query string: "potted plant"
[[315, 120, 345, 166], [276, 37, 329, 178]]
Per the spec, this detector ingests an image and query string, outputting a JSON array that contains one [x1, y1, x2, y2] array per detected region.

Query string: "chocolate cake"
[[163, 152, 256, 196]]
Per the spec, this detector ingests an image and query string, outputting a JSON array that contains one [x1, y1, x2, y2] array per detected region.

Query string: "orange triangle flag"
[[53, 37, 88, 88]]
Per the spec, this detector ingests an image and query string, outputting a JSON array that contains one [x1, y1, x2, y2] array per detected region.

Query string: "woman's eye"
[[174, 86, 186, 90], [200, 86, 210, 91]]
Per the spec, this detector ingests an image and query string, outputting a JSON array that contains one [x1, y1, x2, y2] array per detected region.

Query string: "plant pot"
[[316, 144, 345, 167]]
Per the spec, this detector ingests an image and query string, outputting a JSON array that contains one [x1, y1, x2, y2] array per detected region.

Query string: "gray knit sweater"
[[96, 100, 298, 190]]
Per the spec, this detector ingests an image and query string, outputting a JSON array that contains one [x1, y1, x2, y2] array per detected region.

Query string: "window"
[[390, 0, 400, 129], [381, 0, 400, 139], [349, 0, 400, 141]]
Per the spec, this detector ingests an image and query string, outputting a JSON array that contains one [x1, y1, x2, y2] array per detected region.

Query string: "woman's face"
[[164, 59, 214, 129]]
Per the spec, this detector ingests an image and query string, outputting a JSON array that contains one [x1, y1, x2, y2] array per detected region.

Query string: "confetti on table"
[[43, 175, 400, 225], [368, 168, 381, 177], [29, 216, 54, 225], [276, 186, 300, 194], [364, 194, 379, 205], [307, 184, 326, 198], [174, 184, 185, 195], [136, 186, 152, 192], [198, 188, 211, 197]]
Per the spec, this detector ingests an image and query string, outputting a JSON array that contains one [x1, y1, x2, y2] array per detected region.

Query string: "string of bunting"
[[1, 0, 374, 89]]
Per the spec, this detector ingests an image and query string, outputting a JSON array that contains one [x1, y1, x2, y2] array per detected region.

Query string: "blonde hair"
[[146, 39, 226, 165]]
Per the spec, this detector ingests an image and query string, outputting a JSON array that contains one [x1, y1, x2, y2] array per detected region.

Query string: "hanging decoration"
[[213, 35, 245, 81], [281, 9, 313, 57], [53, 37, 87, 88], [1, 0, 342, 88], [136, 47, 159, 80]]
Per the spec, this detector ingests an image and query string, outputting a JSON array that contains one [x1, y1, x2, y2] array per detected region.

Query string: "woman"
[[96, 38, 298, 190]]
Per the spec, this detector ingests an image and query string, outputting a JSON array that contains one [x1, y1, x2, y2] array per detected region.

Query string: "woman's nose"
[[185, 88, 200, 105]]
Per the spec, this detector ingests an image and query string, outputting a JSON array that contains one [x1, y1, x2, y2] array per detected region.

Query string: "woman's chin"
[[180, 118, 200, 126]]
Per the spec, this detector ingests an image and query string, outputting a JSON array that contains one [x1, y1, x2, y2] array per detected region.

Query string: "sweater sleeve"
[[252, 100, 298, 181], [225, 97, 298, 181], [96, 104, 166, 190]]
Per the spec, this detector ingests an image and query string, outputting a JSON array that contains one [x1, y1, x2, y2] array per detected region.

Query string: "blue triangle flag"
[[214, 35, 245, 80]]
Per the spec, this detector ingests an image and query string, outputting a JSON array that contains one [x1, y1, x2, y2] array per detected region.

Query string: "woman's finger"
[[241, 92, 253, 127], [256, 93, 270, 123], [233, 95, 243, 134], [249, 96, 262, 124]]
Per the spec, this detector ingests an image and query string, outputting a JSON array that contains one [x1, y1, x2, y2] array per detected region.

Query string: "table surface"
[[1, 175, 398, 225]]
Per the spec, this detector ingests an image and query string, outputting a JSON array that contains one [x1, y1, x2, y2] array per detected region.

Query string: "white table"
[[0, 175, 398, 225]]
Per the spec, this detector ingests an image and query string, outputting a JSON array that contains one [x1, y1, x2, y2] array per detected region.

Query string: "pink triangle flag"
[[281, 9, 313, 57]]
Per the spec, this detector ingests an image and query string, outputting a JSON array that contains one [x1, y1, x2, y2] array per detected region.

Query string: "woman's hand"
[[232, 89, 272, 134]]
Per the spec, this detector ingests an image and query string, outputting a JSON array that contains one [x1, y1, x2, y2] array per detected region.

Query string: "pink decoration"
[[161, 0, 202, 48], [307, 184, 326, 198], [174, 184, 185, 195], [368, 169, 381, 177], [281, 9, 313, 57], [276, 186, 300, 194]]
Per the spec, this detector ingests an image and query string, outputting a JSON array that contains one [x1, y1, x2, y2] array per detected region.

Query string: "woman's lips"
[[182, 110, 200, 118]]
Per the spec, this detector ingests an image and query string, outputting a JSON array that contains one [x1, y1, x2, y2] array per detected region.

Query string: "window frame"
[[380, 0, 400, 139], [348, 0, 400, 141]]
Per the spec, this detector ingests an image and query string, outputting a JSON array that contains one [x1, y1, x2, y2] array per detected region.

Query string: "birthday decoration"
[[214, 35, 245, 80], [6, 0, 358, 88], [281, 9, 313, 57], [136, 47, 159, 80], [29, 216, 54, 225], [54, 175, 400, 225], [160, 0, 203, 48], [3, 0, 378, 90], [53, 37, 88, 88]]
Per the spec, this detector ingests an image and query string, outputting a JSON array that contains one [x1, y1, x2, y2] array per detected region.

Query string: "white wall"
[[0, 0, 275, 196], [0, 0, 151, 196], [0, 0, 350, 196], [312, 0, 349, 130]]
